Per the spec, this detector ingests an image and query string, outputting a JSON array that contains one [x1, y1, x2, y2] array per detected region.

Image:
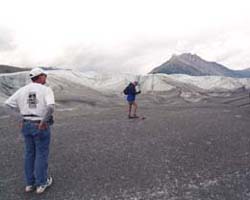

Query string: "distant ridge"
[[150, 53, 250, 78], [0, 65, 30, 73], [0, 65, 64, 74], [38, 66, 63, 71]]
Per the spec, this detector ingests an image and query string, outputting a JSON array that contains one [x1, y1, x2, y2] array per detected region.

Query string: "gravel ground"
[[1, 93, 250, 200]]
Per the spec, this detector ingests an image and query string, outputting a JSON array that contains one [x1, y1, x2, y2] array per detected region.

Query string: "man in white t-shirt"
[[4, 67, 55, 194]]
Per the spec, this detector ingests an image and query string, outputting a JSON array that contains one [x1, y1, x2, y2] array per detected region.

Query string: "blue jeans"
[[21, 121, 51, 186]]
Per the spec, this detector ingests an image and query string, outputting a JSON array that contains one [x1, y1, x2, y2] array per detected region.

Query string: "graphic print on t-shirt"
[[27, 92, 38, 108]]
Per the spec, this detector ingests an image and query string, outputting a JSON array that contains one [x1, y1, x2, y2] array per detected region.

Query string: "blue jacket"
[[126, 83, 140, 102]]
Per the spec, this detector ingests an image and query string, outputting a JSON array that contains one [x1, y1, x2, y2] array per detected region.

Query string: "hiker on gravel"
[[4, 68, 55, 194], [123, 81, 141, 118]]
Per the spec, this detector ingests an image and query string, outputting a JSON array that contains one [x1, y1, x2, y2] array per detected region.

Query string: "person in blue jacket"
[[124, 81, 141, 118]]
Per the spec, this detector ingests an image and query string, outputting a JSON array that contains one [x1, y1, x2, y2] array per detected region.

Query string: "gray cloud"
[[1, 25, 250, 73], [0, 27, 16, 52], [51, 38, 179, 74], [0, 0, 250, 73]]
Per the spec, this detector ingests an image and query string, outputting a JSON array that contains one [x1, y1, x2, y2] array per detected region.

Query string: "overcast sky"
[[0, 0, 250, 74]]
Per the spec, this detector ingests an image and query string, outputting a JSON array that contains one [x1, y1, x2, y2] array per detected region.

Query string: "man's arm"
[[41, 104, 55, 123], [136, 90, 141, 95], [38, 104, 55, 130]]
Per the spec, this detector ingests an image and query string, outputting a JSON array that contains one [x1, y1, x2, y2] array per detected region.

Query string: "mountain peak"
[[149, 53, 243, 77], [170, 53, 201, 62]]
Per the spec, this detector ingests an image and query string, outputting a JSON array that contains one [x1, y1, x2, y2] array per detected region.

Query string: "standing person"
[[4, 68, 55, 194], [124, 81, 141, 118]]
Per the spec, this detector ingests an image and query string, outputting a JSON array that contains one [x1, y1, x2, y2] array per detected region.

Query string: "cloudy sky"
[[0, 0, 250, 74]]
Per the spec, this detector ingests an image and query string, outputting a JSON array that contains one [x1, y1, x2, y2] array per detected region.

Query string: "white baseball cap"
[[29, 68, 47, 79]]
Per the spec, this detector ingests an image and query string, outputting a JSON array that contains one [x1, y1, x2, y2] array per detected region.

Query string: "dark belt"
[[22, 114, 40, 117], [23, 119, 41, 123]]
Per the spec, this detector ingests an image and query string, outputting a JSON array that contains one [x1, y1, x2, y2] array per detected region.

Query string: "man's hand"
[[38, 121, 48, 130]]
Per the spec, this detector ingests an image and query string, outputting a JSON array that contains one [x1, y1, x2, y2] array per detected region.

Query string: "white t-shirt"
[[5, 82, 55, 120]]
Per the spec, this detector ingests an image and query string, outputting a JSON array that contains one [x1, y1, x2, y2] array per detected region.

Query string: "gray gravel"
[[1, 92, 250, 200]]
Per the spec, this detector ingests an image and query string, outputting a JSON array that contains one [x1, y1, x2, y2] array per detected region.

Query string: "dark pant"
[[21, 121, 50, 186]]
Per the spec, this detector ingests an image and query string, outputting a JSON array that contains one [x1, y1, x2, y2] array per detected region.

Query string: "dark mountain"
[[0, 65, 63, 74], [235, 68, 250, 77], [0, 65, 30, 73], [150, 53, 250, 78]]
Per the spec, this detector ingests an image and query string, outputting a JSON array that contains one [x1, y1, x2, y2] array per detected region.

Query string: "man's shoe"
[[25, 185, 35, 192], [36, 177, 53, 194]]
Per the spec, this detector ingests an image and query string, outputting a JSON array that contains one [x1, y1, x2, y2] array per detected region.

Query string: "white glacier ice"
[[1, 69, 250, 104]]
